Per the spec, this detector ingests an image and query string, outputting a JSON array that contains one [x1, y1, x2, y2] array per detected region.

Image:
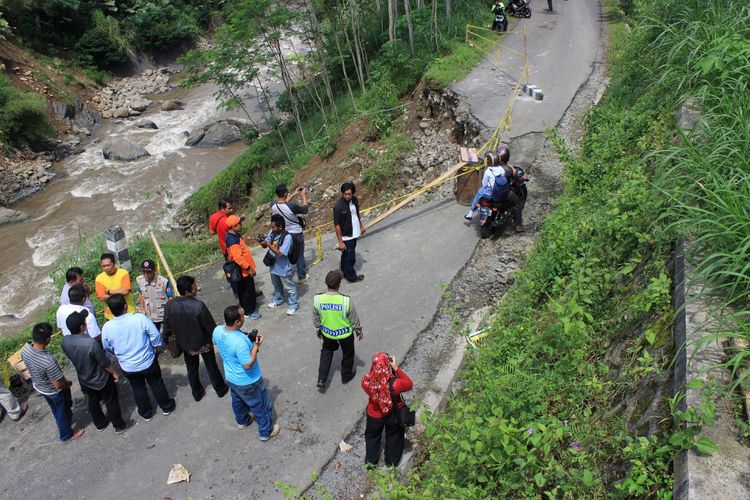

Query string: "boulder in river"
[[161, 99, 185, 111], [0, 207, 30, 226], [112, 107, 130, 118], [102, 139, 150, 161], [186, 119, 255, 148], [136, 119, 158, 130], [130, 98, 151, 112]]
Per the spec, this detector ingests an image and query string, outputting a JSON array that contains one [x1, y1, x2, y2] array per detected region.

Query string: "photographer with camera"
[[361, 352, 413, 468], [271, 184, 309, 283], [213, 305, 280, 441], [259, 214, 299, 316]]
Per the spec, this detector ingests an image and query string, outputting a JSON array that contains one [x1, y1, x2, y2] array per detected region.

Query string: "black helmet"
[[497, 146, 510, 163]]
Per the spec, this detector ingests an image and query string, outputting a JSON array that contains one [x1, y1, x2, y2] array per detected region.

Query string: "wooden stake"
[[150, 232, 180, 298]]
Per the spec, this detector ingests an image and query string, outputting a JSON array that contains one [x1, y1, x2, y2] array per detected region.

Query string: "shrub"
[[127, 0, 200, 51], [77, 28, 129, 69], [0, 75, 54, 147]]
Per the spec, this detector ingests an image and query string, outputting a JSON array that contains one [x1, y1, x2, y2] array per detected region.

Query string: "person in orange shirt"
[[225, 215, 261, 320], [95, 253, 136, 320]]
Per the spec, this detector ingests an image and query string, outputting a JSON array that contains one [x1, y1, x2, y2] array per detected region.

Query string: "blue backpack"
[[490, 170, 509, 202]]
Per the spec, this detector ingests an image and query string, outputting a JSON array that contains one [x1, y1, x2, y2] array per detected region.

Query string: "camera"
[[257, 234, 266, 243], [241, 328, 259, 343]]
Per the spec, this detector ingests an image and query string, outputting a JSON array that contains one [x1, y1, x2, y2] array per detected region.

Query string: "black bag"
[[222, 261, 243, 283], [389, 378, 416, 427], [165, 302, 183, 358], [265, 231, 299, 266], [262, 250, 276, 267]]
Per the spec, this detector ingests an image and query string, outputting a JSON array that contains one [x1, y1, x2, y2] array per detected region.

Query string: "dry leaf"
[[167, 464, 190, 484], [334, 462, 342, 470], [338, 440, 353, 453]]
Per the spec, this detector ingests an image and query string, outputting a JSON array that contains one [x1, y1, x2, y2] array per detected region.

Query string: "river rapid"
[[0, 80, 271, 338]]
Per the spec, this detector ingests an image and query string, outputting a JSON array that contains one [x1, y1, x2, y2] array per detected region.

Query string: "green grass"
[[424, 39, 488, 87], [361, 132, 415, 190]]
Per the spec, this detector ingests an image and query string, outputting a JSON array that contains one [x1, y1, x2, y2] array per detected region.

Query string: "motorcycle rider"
[[491, 0, 507, 31], [464, 146, 526, 232]]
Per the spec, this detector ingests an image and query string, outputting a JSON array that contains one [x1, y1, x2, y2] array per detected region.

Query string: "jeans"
[[228, 378, 274, 439], [0, 382, 22, 420], [237, 275, 257, 314], [365, 411, 405, 467], [43, 388, 74, 441], [184, 348, 228, 400], [122, 358, 175, 419], [292, 233, 307, 278], [340, 238, 358, 282], [270, 273, 299, 309], [318, 335, 355, 382], [81, 375, 126, 431], [470, 186, 494, 211]]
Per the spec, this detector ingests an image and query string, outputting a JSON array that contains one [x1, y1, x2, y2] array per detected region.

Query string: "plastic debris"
[[338, 440, 353, 453], [167, 464, 190, 484]]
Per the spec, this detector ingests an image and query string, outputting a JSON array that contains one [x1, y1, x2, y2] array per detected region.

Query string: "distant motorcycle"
[[507, 0, 532, 18], [491, 5, 508, 32], [476, 167, 528, 239]]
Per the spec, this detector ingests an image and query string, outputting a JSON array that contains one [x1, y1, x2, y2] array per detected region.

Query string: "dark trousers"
[[223, 253, 240, 297], [43, 387, 74, 441], [507, 190, 524, 226], [81, 375, 126, 431], [184, 349, 228, 400], [547, 0, 553, 10], [238, 275, 257, 314], [365, 412, 405, 467], [318, 335, 355, 382], [122, 358, 175, 419], [340, 238, 358, 282]]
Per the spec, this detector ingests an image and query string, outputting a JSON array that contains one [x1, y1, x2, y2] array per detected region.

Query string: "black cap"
[[66, 310, 89, 334]]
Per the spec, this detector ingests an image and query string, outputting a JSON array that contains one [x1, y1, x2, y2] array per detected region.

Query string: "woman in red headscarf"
[[361, 352, 413, 467]]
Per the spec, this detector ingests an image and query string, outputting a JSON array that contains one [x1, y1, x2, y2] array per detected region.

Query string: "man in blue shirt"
[[260, 214, 299, 316], [102, 294, 176, 421], [213, 305, 280, 441]]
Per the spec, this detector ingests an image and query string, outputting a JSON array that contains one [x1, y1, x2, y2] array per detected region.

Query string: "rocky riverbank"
[[92, 67, 177, 118]]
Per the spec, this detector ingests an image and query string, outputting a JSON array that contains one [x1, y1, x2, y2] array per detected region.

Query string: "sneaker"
[[237, 415, 254, 429], [245, 311, 262, 320], [141, 414, 154, 422], [464, 209, 474, 220], [255, 290, 264, 297], [162, 399, 176, 416], [11, 402, 28, 422], [95, 419, 109, 432], [342, 369, 357, 384], [267, 301, 282, 309], [316, 379, 326, 389], [514, 224, 526, 233], [260, 424, 281, 442], [297, 275, 308, 283], [286, 307, 297, 316], [114, 420, 136, 435]]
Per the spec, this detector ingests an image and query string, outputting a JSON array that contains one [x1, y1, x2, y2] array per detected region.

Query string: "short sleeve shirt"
[[21, 344, 63, 395], [95, 268, 136, 319], [212, 325, 261, 386], [271, 202, 308, 234], [56, 303, 101, 338], [266, 231, 293, 277], [209, 211, 229, 254]]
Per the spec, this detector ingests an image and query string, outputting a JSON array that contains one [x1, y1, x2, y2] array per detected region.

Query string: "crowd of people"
[[0, 181, 413, 470]]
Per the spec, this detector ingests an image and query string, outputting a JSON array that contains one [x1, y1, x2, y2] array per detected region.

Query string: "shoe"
[[141, 414, 154, 422], [162, 399, 176, 416], [464, 209, 474, 220], [245, 311, 262, 320], [193, 389, 206, 402], [267, 301, 282, 309], [514, 224, 526, 233], [237, 415, 254, 429], [66, 428, 85, 442], [95, 419, 110, 432], [11, 402, 28, 422], [216, 386, 229, 398], [255, 290, 264, 297], [297, 275, 308, 283], [114, 420, 136, 435], [316, 379, 326, 389], [342, 369, 357, 384], [286, 308, 297, 316], [260, 424, 281, 442]]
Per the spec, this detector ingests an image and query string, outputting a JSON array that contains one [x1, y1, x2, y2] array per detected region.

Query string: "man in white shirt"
[[56, 284, 101, 338]]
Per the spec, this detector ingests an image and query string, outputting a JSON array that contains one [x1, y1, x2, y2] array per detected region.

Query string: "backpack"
[[490, 169, 509, 202], [273, 231, 300, 265]]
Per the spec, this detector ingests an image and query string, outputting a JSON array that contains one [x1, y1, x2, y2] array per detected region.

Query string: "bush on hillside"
[[76, 28, 129, 69], [0, 75, 54, 148], [127, 0, 200, 51]]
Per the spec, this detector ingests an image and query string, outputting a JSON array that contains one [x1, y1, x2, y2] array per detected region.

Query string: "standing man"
[[208, 196, 234, 255], [313, 270, 363, 389], [225, 215, 261, 320], [95, 253, 136, 320], [162, 276, 229, 402], [135, 259, 174, 335], [0, 382, 28, 424], [102, 294, 176, 421], [21, 322, 85, 442], [56, 284, 101, 338], [213, 305, 280, 441], [271, 184, 309, 282], [60, 267, 96, 316], [333, 182, 366, 283], [61, 311, 135, 434], [260, 214, 299, 315]]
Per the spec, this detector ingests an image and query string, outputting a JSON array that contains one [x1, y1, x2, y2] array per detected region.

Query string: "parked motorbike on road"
[[476, 167, 528, 239], [507, 0, 532, 18], [491, 5, 508, 32]]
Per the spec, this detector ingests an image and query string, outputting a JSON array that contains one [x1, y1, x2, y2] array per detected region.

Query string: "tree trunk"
[[305, 0, 338, 122], [445, 0, 451, 23], [255, 76, 291, 163], [332, 20, 358, 110], [432, 0, 439, 48], [388, 0, 397, 41], [347, 0, 367, 91], [404, 0, 415, 54], [269, 38, 307, 149]]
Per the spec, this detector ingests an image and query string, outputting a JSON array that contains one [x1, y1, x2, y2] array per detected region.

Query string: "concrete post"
[[104, 225, 131, 271]]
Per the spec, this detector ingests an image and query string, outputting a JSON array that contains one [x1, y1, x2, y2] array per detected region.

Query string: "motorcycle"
[[507, 0, 532, 18], [476, 167, 528, 239], [491, 6, 508, 32]]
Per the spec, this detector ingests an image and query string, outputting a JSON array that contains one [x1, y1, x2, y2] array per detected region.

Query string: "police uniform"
[[313, 291, 362, 385]]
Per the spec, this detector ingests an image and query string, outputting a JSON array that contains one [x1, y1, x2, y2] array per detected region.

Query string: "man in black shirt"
[[333, 182, 366, 283], [61, 310, 135, 435]]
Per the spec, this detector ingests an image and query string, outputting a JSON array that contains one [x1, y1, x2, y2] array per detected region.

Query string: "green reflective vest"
[[314, 293, 352, 339]]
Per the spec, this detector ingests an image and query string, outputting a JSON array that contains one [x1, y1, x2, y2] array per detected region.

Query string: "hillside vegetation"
[[373, 0, 750, 496]]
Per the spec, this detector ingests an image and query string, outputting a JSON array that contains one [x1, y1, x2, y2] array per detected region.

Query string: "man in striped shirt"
[[21, 323, 84, 442]]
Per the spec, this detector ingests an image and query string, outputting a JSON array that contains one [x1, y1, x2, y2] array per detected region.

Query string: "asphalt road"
[[0, 1, 603, 497]]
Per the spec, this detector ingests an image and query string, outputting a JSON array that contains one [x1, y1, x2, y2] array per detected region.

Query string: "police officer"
[[313, 270, 363, 390]]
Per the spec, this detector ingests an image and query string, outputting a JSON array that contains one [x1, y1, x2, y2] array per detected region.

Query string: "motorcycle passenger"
[[491, 1, 507, 31], [465, 146, 526, 233]]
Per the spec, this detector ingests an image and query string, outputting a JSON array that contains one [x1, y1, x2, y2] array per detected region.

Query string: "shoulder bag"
[[274, 202, 306, 230], [388, 378, 416, 427]]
